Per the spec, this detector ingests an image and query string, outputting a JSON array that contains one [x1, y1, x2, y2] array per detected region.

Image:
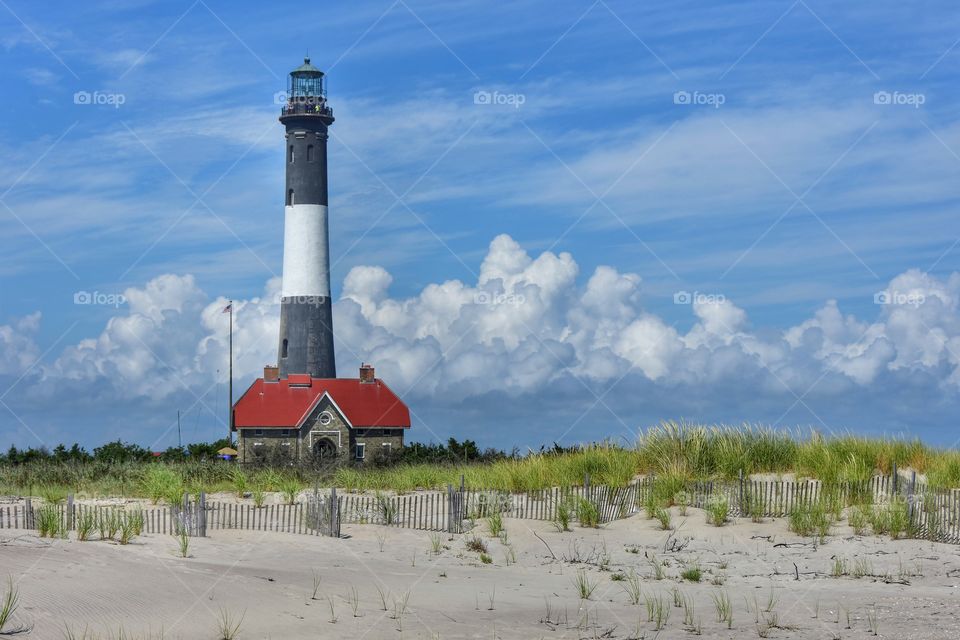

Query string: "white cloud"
[[2, 236, 955, 420], [0, 312, 42, 375]]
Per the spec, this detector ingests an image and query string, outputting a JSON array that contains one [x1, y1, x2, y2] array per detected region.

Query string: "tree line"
[[0, 437, 567, 466]]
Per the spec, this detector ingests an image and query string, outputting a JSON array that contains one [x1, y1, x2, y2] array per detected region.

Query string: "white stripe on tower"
[[281, 204, 331, 298]]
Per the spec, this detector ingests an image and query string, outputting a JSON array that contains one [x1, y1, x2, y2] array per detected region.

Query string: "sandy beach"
[[3, 507, 960, 639]]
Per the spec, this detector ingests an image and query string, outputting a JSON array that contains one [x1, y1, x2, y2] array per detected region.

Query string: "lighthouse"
[[277, 57, 336, 379]]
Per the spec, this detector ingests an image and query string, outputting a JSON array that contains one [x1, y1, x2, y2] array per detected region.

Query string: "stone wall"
[[353, 429, 405, 464], [236, 397, 406, 465], [236, 427, 301, 464]]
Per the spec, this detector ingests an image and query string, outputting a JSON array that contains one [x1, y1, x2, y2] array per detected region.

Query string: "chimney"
[[359, 363, 375, 384], [264, 365, 279, 382]]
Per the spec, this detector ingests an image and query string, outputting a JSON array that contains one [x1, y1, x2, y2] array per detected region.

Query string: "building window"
[[281, 429, 290, 436], [254, 429, 263, 436], [318, 411, 332, 426], [289, 145, 294, 163], [287, 190, 294, 206], [307, 145, 314, 162], [281, 338, 288, 358], [382, 442, 392, 454], [355, 443, 365, 460]]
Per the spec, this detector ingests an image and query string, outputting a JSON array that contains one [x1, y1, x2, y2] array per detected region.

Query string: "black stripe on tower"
[[284, 123, 329, 206]]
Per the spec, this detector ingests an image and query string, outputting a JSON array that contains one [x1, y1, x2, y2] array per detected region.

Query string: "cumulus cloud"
[[0, 312, 41, 375], [4, 236, 958, 427]]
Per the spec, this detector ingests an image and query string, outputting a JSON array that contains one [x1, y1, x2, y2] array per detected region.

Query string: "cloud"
[[3, 235, 959, 446], [0, 313, 42, 375]]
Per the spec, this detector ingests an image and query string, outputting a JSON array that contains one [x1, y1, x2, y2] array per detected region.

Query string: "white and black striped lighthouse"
[[277, 57, 336, 379]]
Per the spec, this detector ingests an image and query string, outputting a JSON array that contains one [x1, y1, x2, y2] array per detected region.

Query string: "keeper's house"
[[232, 364, 410, 464]]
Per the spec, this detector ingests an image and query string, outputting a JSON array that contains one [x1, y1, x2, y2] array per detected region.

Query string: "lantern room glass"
[[290, 73, 324, 99]]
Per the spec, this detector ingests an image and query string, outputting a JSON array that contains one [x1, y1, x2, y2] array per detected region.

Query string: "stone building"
[[232, 364, 409, 464]]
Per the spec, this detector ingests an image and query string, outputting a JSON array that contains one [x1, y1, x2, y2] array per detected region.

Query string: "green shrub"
[[789, 502, 832, 541], [374, 492, 397, 524], [706, 496, 729, 526], [888, 500, 909, 539], [280, 479, 302, 505], [35, 505, 61, 538], [653, 506, 672, 530], [75, 510, 96, 541], [576, 497, 600, 528], [487, 512, 504, 537], [553, 499, 572, 532], [680, 562, 702, 582]]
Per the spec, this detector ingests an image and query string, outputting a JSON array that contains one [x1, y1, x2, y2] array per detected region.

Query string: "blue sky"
[[1, 0, 959, 451]]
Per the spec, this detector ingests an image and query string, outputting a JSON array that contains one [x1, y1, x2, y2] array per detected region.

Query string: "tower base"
[[278, 296, 336, 378]]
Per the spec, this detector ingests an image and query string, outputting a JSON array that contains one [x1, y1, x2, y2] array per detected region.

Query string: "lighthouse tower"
[[277, 57, 336, 379]]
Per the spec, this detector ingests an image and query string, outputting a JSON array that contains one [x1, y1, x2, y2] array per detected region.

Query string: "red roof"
[[233, 377, 411, 429]]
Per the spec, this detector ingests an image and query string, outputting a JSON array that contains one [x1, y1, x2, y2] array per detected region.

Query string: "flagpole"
[[228, 299, 233, 446]]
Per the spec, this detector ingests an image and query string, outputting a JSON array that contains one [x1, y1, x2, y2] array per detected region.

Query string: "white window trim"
[[355, 443, 365, 460], [309, 430, 341, 449]]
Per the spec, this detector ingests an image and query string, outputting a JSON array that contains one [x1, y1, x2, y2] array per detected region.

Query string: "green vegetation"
[[706, 496, 730, 526], [572, 569, 597, 599], [4, 424, 960, 501], [680, 562, 702, 582], [0, 577, 20, 633], [788, 502, 833, 541], [575, 497, 601, 528]]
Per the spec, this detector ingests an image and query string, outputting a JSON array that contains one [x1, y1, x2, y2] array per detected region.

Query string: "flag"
[[222, 302, 232, 314]]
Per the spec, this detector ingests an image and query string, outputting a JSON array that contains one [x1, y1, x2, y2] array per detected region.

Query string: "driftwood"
[[532, 530, 556, 560], [663, 531, 691, 553]]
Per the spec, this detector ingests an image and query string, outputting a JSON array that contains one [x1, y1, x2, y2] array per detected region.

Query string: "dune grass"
[[3, 422, 960, 499]]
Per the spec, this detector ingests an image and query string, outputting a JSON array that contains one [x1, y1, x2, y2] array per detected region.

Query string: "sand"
[[2, 508, 960, 639]]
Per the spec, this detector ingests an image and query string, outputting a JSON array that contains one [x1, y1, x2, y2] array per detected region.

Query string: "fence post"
[[67, 494, 75, 531], [457, 473, 467, 533], [25, 498, 33, 530], [181, 492, 189, 535], [199, 492, 207, 537], [907, 470, 917, 529], [447, 484, 454, 534], [584, 473, 591, 502], [892, 462, 898, 495], [738, 470, 744, 516], [329, 487, 337, 538]]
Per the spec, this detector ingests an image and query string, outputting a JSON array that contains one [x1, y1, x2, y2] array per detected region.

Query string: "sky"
[[1, 0, 959, 452]]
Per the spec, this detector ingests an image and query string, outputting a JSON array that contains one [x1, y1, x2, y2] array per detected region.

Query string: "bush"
[[576, 497, 600, 528], [653, 506, 672, 530], [706, 496, 729, 526], [553, 499, 572, 532], [789, 502, 832, 541], [35, 505, 62, 538]]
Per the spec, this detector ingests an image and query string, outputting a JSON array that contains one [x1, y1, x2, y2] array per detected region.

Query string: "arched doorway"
[[312, 437, 337, 460]]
